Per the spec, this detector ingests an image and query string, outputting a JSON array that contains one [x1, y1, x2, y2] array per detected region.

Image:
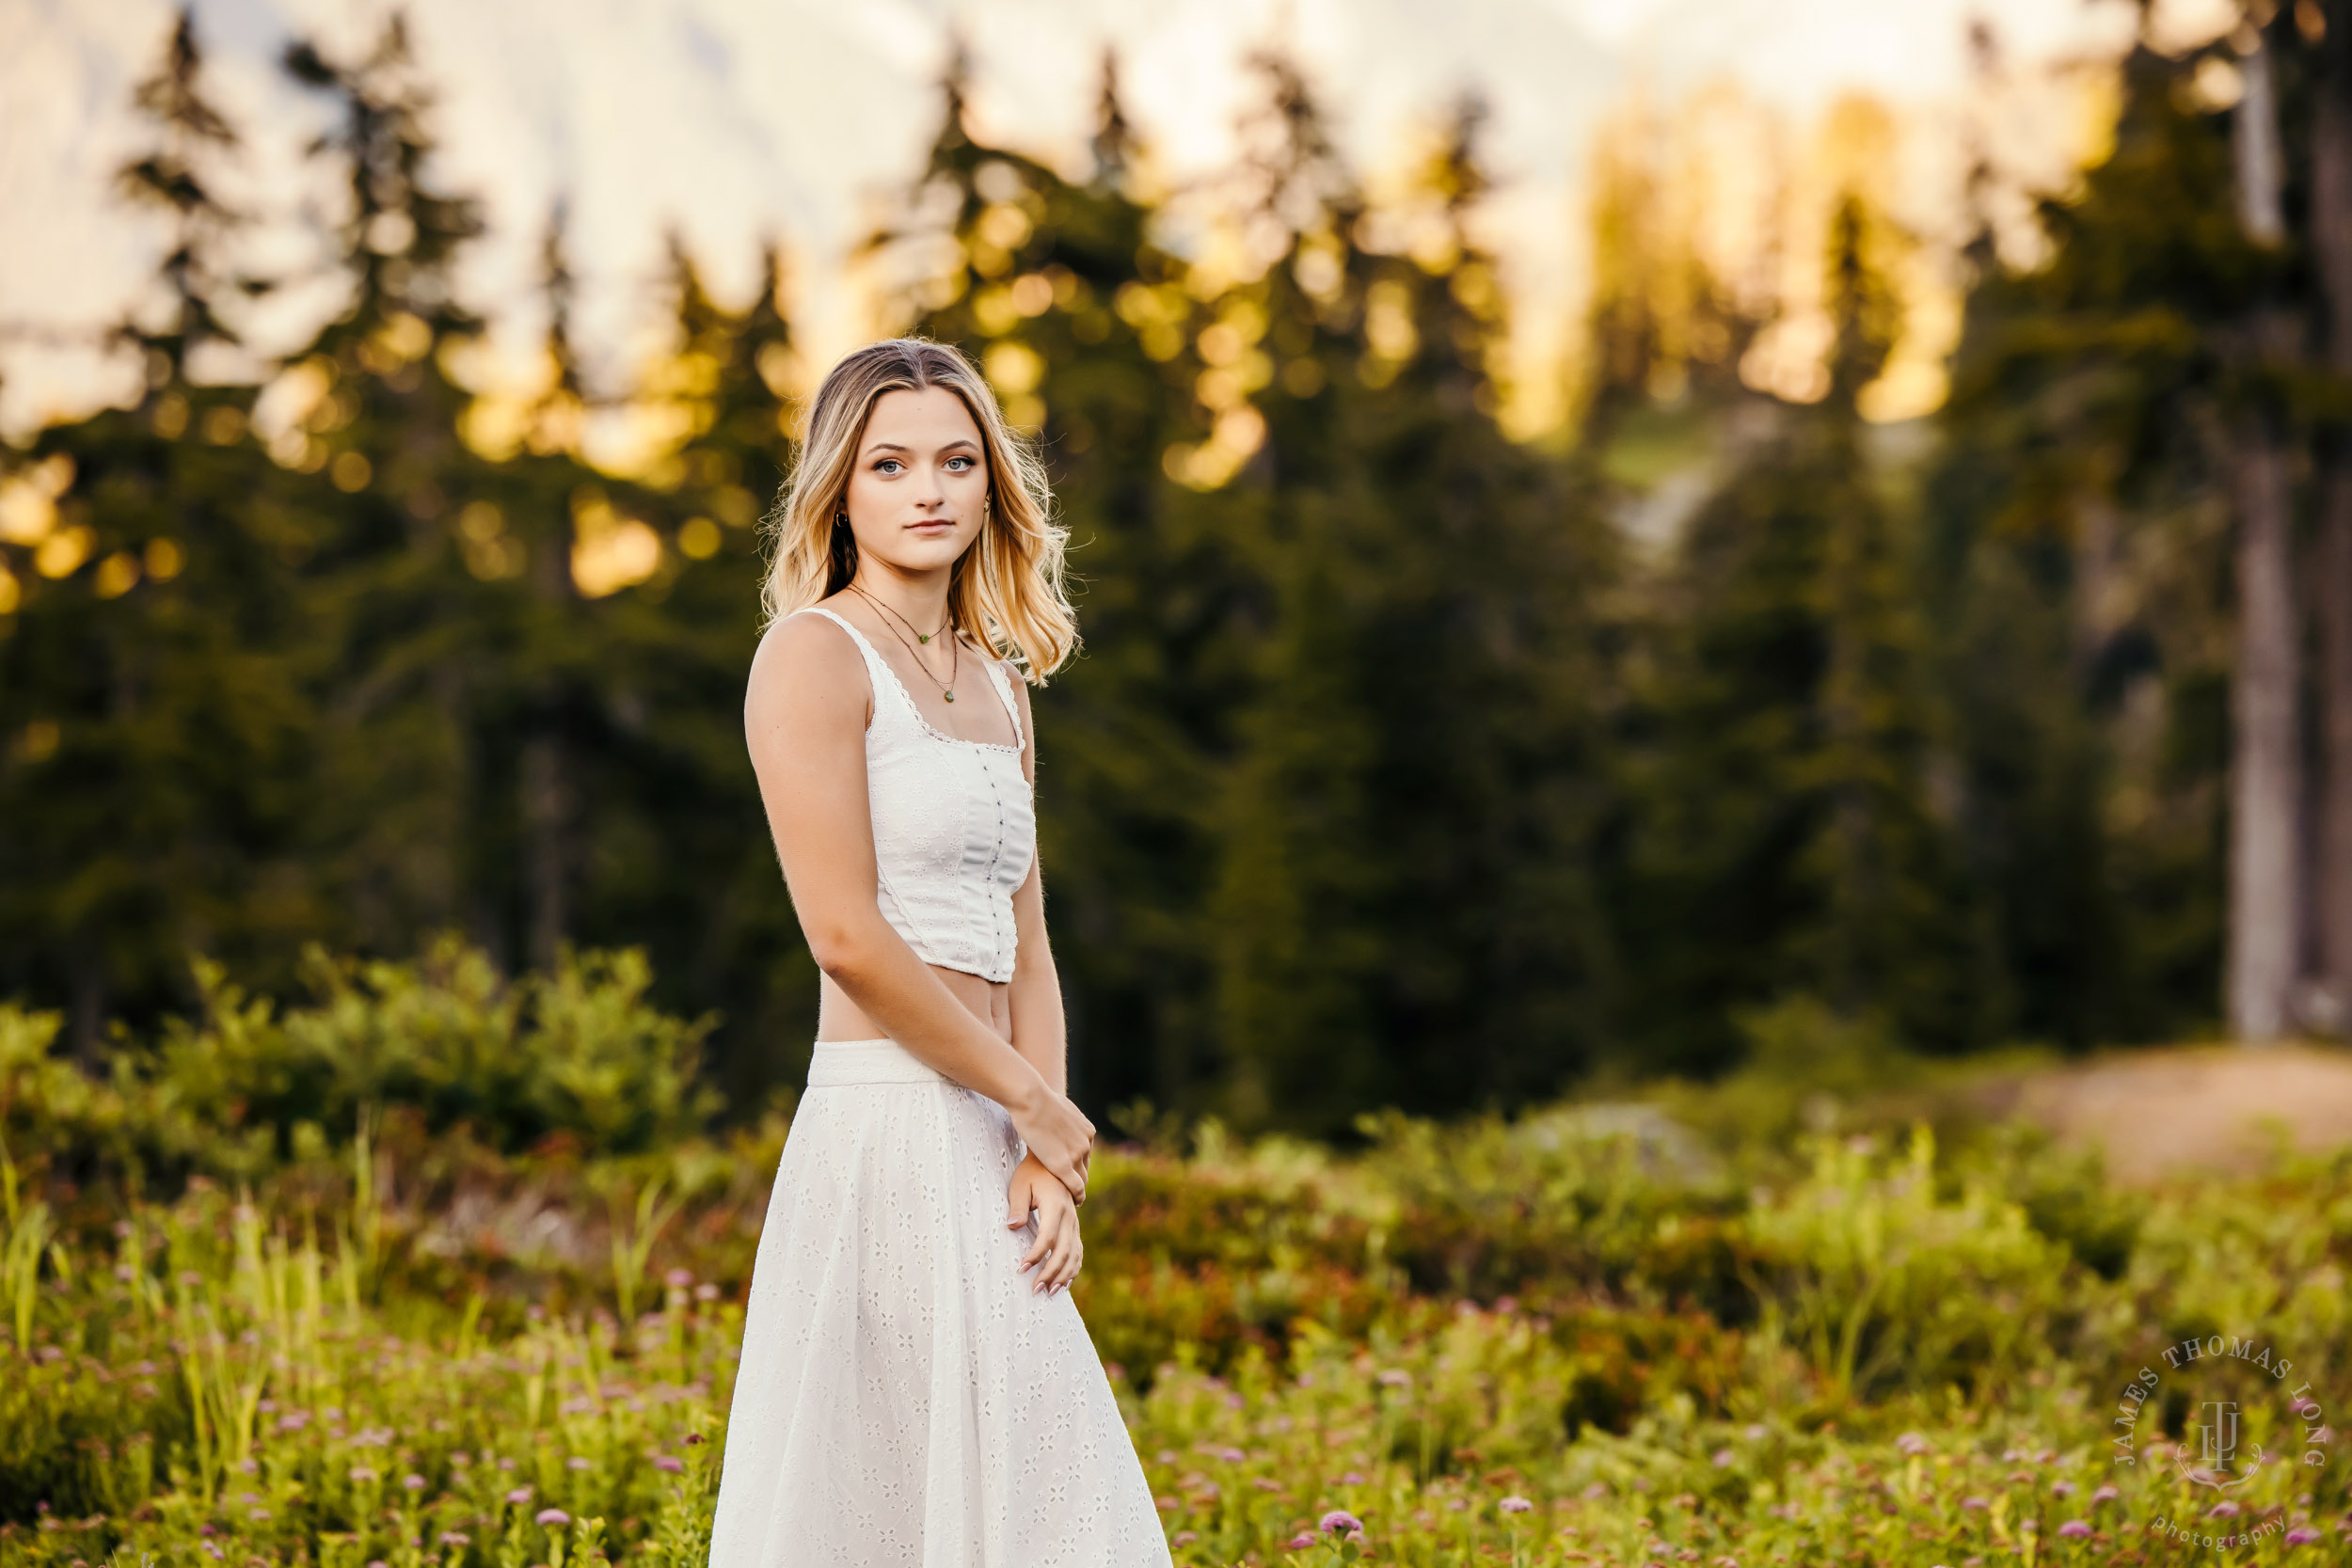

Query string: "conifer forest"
[[8, 8, 2348, 1130], [7, 6, 2352, 1567]]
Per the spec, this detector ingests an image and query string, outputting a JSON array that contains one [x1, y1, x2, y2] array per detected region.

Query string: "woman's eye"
[[875, 459, 901, 474], [946, 456, 974, 470]]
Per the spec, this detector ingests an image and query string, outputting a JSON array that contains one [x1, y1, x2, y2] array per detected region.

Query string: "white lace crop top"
[[790, 606, 1036, 984]]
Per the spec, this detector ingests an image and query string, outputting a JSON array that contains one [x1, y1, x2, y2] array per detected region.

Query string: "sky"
[[0, 0, 2226, 443]]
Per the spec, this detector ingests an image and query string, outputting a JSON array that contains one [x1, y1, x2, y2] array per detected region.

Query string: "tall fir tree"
[[1623, 189, 1979, 1069], [1202, 60, 1618, 1132], [1926, 31, 2271, 1044], [0, 7, 310, 1056], [278, 16, 495, 954]]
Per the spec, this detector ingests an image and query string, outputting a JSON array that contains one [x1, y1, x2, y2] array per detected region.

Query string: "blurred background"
[[2, 0, 2344, 1142]]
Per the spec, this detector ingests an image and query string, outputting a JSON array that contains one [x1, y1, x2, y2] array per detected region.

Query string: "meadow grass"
[[3, 967, 2348, 1564], [2, 1113, 2347, 1567]]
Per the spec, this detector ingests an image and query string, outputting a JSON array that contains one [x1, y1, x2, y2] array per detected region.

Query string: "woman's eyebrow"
[[862, 439, 982, 457]]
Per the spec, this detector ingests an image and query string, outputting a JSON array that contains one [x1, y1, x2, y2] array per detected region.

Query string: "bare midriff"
[[816, 963, 1014, 1047]]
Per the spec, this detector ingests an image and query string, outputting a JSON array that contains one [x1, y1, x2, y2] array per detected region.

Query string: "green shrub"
[[2, 937, 718, 1185], [1738, 1123, 2076, 1406]]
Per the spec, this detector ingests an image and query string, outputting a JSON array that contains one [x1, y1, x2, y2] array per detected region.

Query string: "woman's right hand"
[[1008, 1083, 1095, 1203]]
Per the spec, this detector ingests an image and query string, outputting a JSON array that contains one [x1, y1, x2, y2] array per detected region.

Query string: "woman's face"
[[841, 385, 991, 579]]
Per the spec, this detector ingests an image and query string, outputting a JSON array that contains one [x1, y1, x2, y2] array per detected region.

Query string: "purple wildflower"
[[504, 1487, 533, 1506], [1287, 1535, 1315, 1550], [534, 1509, 570, 1528], [1500, 1496, 1534, 1514], [349, 1468, 379, 1485], [438, 1534, 471, 1547], [2284, 1528, 2321, 1545], [653, 1455, 684, 1474], [402, 1475, 425, 1491], [1318, 1509, 1364, 1534], [2210, 1501, 2242, 1519], [2090, 1483, 2121, 1504], [2058, 1521, 2091, 1538]]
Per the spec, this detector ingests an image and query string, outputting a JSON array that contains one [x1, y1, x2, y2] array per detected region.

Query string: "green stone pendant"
[[944, 690, 956, 702], [917, 633, 930, 641]]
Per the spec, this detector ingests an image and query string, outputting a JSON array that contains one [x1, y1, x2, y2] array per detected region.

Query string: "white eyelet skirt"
[[707, 1037, 1172, 1568]]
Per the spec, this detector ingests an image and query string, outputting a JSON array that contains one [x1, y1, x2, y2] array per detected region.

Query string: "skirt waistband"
[[806, 1037, 950, 1088]]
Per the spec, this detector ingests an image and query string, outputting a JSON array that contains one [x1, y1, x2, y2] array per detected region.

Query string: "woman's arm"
[[744, 614, 1095, 1197], [1002, 664, 1066, 1096], [997, 658, 1085, 1292]]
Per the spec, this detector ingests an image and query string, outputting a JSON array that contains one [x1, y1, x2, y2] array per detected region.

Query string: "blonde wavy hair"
[[761, 337, 1078, 684]]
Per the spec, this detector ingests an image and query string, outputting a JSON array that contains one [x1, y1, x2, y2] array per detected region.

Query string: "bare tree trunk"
[[2227, 30, 2303, 1043], [2229, 428, 2302, 1042], [2322, 475, 2352, 1025], [2311, 1, 2352, 1032], [523, 507, 573, 974], [70, 950, 105, 1070], [522, 731, 568, 973], [2072, 491, 2123, 681]]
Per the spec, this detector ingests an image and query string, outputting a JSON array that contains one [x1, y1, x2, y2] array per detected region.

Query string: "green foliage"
[[4, 1080, 2350, 1564], [0, 3, 2292, 1141], [1, 938, 715, 1180]]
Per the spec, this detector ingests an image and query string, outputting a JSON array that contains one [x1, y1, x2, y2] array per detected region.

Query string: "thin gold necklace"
[[850, 582, 961, 703]]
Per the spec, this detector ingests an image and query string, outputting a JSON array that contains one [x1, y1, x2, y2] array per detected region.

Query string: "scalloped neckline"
[[803, 606, 1024, 753]]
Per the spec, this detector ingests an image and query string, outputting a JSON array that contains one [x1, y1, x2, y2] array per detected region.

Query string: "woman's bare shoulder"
[[746, 606, 872, 733]]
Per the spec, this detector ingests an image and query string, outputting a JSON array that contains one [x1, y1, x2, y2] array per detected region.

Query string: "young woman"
[[707, 339, 1172, 1566]]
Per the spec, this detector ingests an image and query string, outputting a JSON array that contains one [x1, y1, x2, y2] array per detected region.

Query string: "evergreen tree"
[[277, 16, 495, 955], [1624, 189, 1978, 1069], [1202, 63, 1617, 1132], [0, 7, 310, 1056], [612, 237, 811, 1103], [1927, 32, 2269, 1043]]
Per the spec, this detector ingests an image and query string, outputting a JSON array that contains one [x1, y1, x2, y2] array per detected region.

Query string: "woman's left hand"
[[1007, 1151, 1084, 1295]]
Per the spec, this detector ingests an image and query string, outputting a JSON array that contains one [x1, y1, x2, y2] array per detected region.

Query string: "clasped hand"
[[1006, 1083, 1093, 1204], [1005, 1085, 1091, 1297]]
